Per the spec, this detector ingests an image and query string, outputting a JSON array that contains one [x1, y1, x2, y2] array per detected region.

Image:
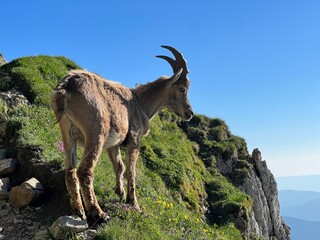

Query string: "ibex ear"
[[168, 68, 183, 86]]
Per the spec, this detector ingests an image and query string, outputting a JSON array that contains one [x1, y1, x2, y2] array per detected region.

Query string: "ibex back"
[[51, 46, 193, 222]]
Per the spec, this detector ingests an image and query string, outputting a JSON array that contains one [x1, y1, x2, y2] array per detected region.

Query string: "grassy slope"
[[0, 56, 252, 239]]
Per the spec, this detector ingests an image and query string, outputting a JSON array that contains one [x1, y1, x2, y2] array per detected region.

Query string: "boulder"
[[9, 178, 43, 208], [49, 215, 88, 240], [0, 158, 17, 175], [0, 177, 10, 200]]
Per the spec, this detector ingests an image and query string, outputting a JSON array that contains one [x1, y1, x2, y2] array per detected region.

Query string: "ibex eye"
[[179, 88, 186, 93]]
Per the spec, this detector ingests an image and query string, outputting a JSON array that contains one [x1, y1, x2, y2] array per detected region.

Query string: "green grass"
[[5, 104, 64, 163], [94, 152, 242, 240], [0, 55, 80, 106], [0, 55, 254, 239]]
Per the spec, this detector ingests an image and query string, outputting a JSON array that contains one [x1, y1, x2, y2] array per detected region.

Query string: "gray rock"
[[9, 178, 43, 208], [0, 158, 17, 175], [34, 230, 51, 240], [49, 215, 88, 240], [241, 148, 290, 240], [78, 229, 98, 240], [0, 149, 6, 160], [0, 90, 28, 108], [0, 178, 10, 200]]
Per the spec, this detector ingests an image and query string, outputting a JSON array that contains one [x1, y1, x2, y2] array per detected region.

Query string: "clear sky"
[[2, 0, 320, 177]]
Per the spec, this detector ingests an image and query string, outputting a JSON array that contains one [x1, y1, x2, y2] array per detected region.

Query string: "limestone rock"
[[239, 149, 290, 240], [49, 215, 88, 240], [0, 178, 10, 200], [9, 178, 43, 208], [0, 158, 17, 175]]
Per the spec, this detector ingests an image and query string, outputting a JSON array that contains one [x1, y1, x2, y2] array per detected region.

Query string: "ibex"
[[51, 46, 193, 222]]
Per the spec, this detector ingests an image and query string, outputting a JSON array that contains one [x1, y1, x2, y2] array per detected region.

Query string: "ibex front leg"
[[126, 132, 141, 211]]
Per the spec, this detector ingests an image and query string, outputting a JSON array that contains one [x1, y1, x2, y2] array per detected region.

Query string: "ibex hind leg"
[[107, 146, 126, 201], [77, 134, 110, 223], [58, 116, 86, 219]]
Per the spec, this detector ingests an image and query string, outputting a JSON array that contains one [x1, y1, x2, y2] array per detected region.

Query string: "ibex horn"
[[156, 45, 189, 75]]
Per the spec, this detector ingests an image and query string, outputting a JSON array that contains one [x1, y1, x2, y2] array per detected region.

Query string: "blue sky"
[[2, 1, 320, 177]]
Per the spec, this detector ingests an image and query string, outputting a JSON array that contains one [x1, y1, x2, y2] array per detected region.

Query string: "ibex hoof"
[[87, 211, 110, 226], [134, 205, 142, 213], [115, 188, 126, 201], [71, 208, 86, 220], [126, 198, 142, 213]]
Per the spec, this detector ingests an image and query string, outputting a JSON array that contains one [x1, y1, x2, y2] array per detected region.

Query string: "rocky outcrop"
[[0, 90, 29, 108], [0, 54, 6, 67], [235, 149, 290, 239]]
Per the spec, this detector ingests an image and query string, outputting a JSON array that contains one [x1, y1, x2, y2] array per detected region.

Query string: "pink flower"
[[56, 140, 65, 152]]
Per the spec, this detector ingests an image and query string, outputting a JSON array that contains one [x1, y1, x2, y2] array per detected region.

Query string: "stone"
[[9, 178, 43, 208], [34, 230, 51, 240], [23, 177, 43, 190], [0, 149, 6, 160], [77, 229, 98, 240], [0, 178, 10, 200], [49, 215, 88, 240], [0, 158, 17, 175]]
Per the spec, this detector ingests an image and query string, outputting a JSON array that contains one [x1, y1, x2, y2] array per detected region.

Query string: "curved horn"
[[156, 45, 189, 75]]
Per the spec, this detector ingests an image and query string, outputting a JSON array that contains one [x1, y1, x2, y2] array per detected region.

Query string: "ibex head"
[[157, 45, 193, 121]]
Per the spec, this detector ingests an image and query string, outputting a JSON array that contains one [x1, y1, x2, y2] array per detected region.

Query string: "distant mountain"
[[277, 175, 320, 192], [279, 190, 320, 208], [283, 216, 320, 240], [282, 198, 320, 222], [277, 177, 320, 239]]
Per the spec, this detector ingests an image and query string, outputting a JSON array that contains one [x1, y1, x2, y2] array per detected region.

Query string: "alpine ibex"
[[51, 46, 193, 222]]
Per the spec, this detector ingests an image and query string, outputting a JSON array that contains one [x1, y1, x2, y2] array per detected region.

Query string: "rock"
[[239, 149, 290, 240], [0, 54, 7, 66], [0, 178, 10, 200], [0, 149, 6, 160], [0, 158, 17, 175], [0, 90, 28, 108], [34, 230, 51, 240], [49, 215, 88, 240], [77, 229, 98, 240], [9, 178, 43, 208], [23, 177, 43, 191], [0, 178, 10, 201]]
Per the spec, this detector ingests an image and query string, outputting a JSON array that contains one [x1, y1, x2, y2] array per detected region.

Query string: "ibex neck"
[[132, 78, 167, 119]]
